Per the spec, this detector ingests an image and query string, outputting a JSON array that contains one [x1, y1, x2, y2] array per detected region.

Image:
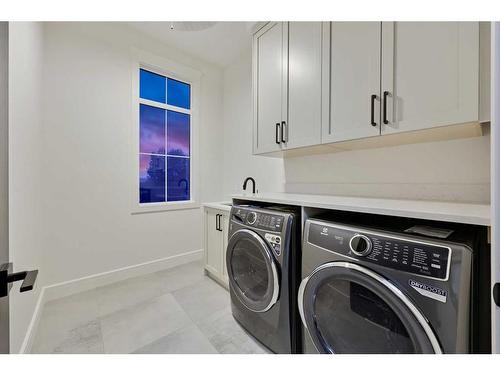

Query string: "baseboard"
[[19, 249, 203, 353], [18, 287, 45, 354], [43, 249, 204, 302]]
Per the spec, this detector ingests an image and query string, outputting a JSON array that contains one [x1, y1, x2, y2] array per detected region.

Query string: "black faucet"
[[243, 177, 256, 194]]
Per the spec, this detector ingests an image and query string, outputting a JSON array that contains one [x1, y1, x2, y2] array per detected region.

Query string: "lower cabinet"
[[203, 207, 229, 288]]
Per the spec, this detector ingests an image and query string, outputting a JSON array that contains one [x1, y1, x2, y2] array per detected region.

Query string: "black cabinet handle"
[[281, 121, 287, 143], [275, 123, 280, 144], [383, 91, 389, 125], [215, 214, 222, 232], [370, 94, 377, 127]]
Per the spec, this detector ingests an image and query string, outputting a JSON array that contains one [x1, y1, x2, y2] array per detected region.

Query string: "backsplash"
[[284, 134, 491, 203]]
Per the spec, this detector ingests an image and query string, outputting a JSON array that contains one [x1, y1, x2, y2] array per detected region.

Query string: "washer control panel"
[[308, 222, 451, 280], [232, 208, 284, 232]]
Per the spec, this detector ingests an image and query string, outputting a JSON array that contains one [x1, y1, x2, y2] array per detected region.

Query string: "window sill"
[[131, 200, 200, 215]]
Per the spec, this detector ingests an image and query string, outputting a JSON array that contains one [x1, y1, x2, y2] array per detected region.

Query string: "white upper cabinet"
[[253, 22, 483, 154], [381, 22, 479, 134], [286, 22, 324, 149], [323, 22, 382, 143], [253, 22, 287, 154], [253, 22, 324, 154]]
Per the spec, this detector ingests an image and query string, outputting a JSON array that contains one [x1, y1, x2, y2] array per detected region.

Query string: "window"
[[138, 68, 192, 205]]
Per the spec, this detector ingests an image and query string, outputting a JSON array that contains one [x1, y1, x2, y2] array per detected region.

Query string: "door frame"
[[0, 21, 9, 354], [491, 21, 500, 354]]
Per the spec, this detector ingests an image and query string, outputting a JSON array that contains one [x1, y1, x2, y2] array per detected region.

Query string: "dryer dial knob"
[[349, 234, 372, 257], [247, 212, 257, 225]]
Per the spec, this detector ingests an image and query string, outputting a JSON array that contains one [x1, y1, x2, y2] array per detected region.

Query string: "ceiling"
[[127, 22, 257, 68]]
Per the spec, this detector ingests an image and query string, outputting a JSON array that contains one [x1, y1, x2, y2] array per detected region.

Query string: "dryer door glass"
[[227, 229, 279, 312], [300, 262, 440, 353], [315, 279, 414, 353]]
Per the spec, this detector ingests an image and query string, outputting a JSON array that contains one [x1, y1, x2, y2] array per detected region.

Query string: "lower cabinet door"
[[205, 209, 223, 276]]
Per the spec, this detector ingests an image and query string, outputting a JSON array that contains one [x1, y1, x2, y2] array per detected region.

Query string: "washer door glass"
[[227, 229, 279, 312], [300, 262, 440, 354]]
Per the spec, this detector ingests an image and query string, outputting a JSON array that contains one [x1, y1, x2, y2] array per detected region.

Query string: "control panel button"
[[247, 212, 257, 225], [349, 234, 372, 256]]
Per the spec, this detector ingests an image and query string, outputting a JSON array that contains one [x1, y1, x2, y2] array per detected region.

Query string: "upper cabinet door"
[[285, 22, 324, 149], [381, 22, 479, 134], [323, 22, 382, 143], [253, 22, 287, 154]]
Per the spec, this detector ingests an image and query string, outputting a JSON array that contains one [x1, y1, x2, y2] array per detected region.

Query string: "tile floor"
[[31, 260, 270, 354]]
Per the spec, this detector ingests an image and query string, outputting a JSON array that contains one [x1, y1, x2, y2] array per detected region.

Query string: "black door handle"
[[494, 283, 500, 307], [0, 263, 39, 298], [383, 91, 389, 125], [275, 123, 280, 145], [370, 94, 377, 127], [281, 121, 287, 143]]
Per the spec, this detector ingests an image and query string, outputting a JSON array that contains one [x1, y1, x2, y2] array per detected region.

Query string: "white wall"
[[38, 22, 225, 286], [36, 23, 222, 284], [222, 51, 284, 197], [8, 22, 45, 353], [6, 21, 225, 352]]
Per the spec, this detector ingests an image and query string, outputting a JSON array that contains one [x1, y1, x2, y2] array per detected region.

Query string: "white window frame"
[[130, 48, 201, 213]]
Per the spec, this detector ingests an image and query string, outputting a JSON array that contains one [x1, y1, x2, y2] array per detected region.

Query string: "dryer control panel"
[[232, 207, 284, 232], [308, 222, 451, 281]]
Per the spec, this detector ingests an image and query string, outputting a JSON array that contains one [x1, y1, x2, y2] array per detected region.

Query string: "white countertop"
[[202, 201, 232, 212], [232, 192, 491, 226]]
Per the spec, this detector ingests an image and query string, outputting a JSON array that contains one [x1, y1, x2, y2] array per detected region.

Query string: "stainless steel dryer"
[[226, 204, 301, 353], [299, 218, 479, 354]]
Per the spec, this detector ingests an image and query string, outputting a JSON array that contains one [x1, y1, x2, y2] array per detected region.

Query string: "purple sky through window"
[[167, 110, 190, 156], [140, 104, 165, 154]]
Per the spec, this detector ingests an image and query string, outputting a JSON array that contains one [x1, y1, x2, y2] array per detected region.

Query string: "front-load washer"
[[226, 204, 301, 353], [299, 218, 481, 354]]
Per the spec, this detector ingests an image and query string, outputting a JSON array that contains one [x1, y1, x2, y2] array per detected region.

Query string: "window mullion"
[[165, 107, 168, 203]]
